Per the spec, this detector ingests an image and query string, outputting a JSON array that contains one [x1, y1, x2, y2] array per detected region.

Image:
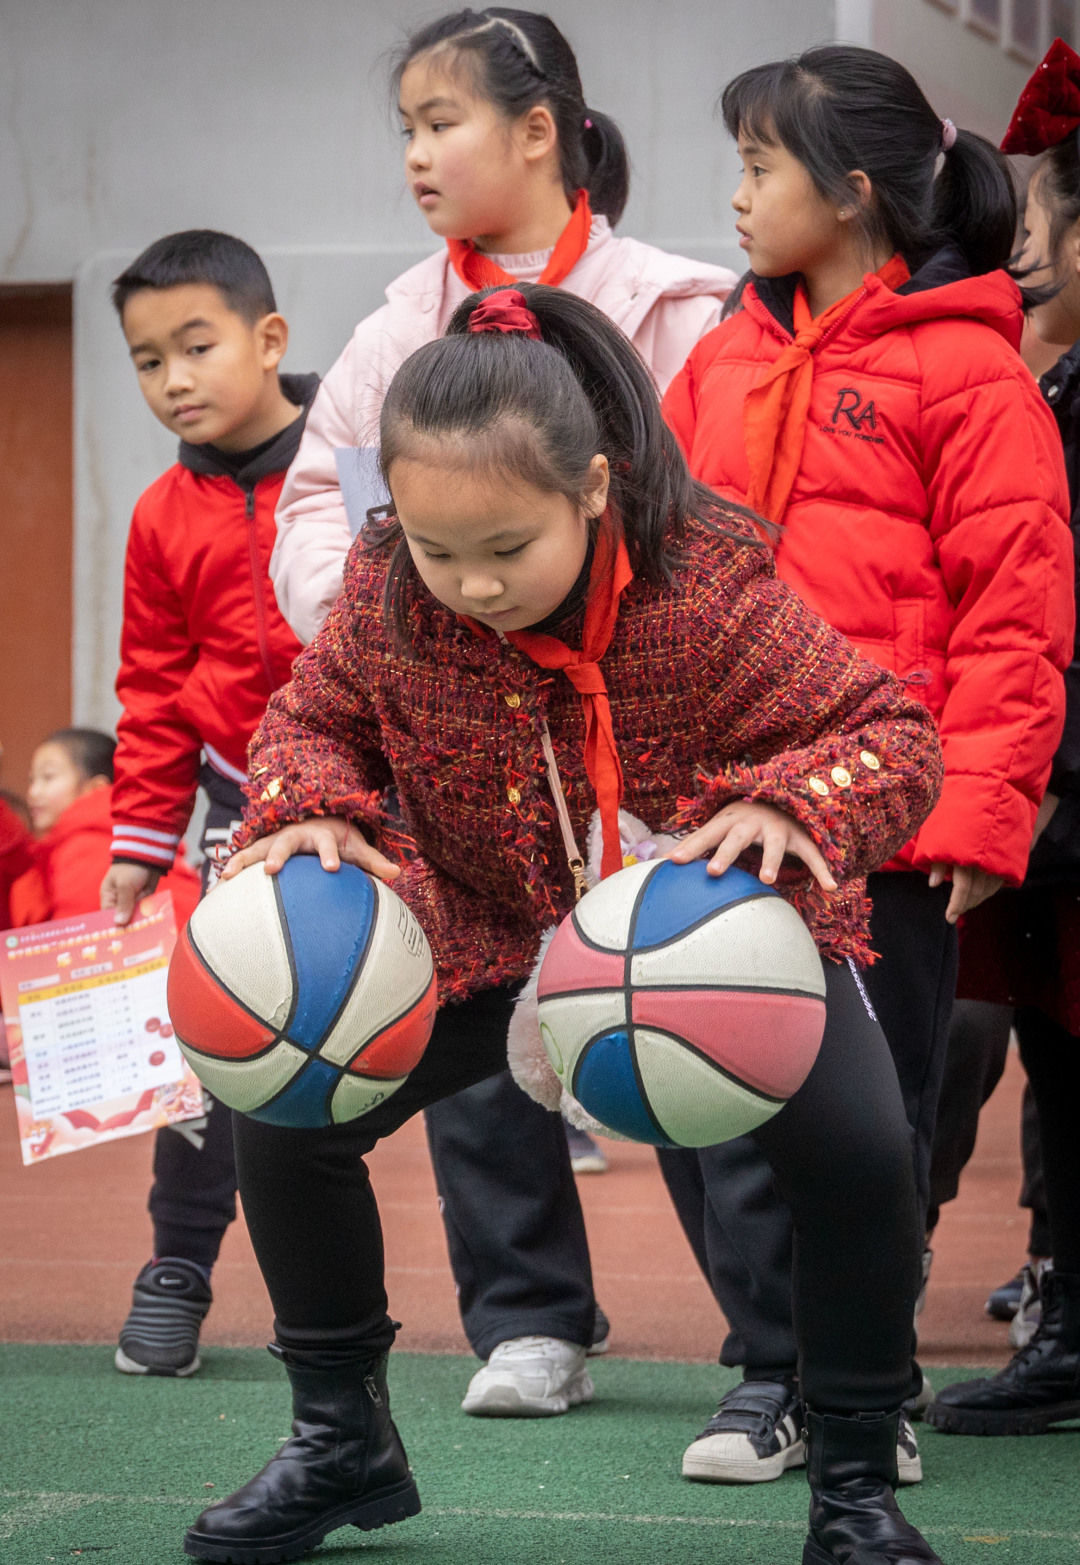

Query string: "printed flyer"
[[0, 891, 204, 1164]]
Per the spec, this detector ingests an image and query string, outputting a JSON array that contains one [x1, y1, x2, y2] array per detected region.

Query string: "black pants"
[[657, 872, 956, 1378], [233, 959, 919, 1412], [423, 1074, 595, 1358], [150, 775, 595, 1329], [1016, 1008, 1080, 1274], [926, 1000, 1049, 1254], [148, 767, 242, 1268]]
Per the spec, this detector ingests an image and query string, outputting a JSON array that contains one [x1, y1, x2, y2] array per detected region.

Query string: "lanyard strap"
[[539, 720, 589, 901]]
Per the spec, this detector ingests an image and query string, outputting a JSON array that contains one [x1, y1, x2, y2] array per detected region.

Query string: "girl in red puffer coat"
[[658, 46, 1075, 1497]]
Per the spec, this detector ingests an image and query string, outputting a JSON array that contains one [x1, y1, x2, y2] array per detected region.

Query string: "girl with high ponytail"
[[660, 44, 1074, 1547], [272, 8, 735, 644], [184, 282, 945, 1564], [266, 7, 736, 1432]]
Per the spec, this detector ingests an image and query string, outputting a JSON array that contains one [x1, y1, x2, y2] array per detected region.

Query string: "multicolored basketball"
[[166, 857, 436, 1128], [536, 859, 826, 1148]]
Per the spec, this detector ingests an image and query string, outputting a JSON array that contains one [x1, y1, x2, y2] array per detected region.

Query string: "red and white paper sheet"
[[0, 892, 203, 1164]]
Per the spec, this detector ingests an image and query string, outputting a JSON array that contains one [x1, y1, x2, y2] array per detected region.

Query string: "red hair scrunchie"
[[467, 288, 543, 341]]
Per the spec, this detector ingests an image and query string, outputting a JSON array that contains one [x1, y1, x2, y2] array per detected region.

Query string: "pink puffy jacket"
[[272, 216, 736, 643]]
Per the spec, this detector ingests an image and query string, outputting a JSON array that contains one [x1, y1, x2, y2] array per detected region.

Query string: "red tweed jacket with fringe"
[[239, 515, 943, 1002]]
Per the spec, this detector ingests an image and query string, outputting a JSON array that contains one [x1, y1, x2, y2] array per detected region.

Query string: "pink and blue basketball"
[[167, 858, 436, 1128], [537, 859, 826, 1147]]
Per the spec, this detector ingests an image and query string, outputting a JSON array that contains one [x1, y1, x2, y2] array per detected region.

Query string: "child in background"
[[0, 752, 35, 1078], [9, 728, 200, 927], [184, 281, 946, 1565], [659, 44, 1073, 1489], [271, 6, 736, 1417], [99, 230, 319, 1379], [928, 34, 1080, 1438]]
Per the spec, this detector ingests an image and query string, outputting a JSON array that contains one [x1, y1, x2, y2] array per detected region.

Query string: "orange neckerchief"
[[447, 189, 593, 291], [506, 522, 633, 881], [742, 254, 910, 526]]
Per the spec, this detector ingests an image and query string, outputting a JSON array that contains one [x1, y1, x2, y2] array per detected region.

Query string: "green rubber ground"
[[2, 1346, 1078, 1564]]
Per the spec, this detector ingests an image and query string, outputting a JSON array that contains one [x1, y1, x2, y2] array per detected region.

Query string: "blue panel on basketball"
[[167, 858, 436, 1128], [276, 857, 377, 1052], [631, 859, 771, 950], [573, 1030, 678, 1147], [537, 858, 827, 1149], [246, 1055, 342, 1127]]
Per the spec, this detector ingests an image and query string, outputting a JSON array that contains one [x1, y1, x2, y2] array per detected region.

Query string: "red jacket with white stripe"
[[663, 255, 1074, 885], [111, 376, 316, 870]]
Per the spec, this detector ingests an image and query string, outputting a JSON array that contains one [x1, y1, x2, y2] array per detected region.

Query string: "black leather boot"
[[803, 1409, 941, 1565], [926, 1270, 1080, 1435], [183, 1345, 420, 1563]]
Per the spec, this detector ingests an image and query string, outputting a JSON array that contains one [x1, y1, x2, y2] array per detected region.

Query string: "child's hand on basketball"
[[222, 817, 401, 883], [666, 801, 837, 892]]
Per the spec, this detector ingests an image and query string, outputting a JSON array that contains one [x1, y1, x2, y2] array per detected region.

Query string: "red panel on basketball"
[[348, 974, 438, 1077], [168, 928, 277, 1060]]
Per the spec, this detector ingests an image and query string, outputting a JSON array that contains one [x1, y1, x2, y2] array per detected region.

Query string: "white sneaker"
[[461, 1335, 594, 1417], [1008, 1259, 1052, 1349], [896, 1412, 923, 1485]]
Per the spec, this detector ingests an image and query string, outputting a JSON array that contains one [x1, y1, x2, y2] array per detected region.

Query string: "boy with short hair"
[[101, 229, 318, 1376]]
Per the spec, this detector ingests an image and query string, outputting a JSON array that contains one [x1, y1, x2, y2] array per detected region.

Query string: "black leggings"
[[1016, 1008, 1080, 1274], [233, 959, 919, 1412]]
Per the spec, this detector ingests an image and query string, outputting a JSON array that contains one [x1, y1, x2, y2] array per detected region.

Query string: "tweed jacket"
[[240, 516, 944, 1003]]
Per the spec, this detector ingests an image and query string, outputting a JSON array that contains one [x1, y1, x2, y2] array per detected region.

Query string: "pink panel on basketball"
[[630, 988, 824, 1099], [537, 918, 626, 1001]]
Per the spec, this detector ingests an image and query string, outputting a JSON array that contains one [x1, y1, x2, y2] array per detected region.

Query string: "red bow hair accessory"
[[467, 288, 543, 340], [1001, 36, 1080, 154]]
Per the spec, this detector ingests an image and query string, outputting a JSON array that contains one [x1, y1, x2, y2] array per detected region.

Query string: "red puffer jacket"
[[111, 376, 316, 871], [10, 787, 200, 927], [663, 258, 1074, 884]]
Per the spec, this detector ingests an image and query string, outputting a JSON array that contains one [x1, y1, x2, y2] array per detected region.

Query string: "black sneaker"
[[115, 1258, 212, 1377], [985, 1269, 1025, 1321], [682, 1379, 805, 1483]]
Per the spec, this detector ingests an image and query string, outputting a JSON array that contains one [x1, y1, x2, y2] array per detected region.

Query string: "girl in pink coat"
[[268, 7, 736, 1430]]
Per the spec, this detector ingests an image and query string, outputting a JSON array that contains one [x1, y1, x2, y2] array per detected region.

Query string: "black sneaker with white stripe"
[[115, 1257, 212, 1377], [682, 1379, 805, 1483], [681, 1379, 924, 1486]]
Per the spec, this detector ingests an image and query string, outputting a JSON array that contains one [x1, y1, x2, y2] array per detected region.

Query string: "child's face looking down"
[[121, 283, 289, 451], [27, 743, 105, 835], [390, 447, 609, 633]]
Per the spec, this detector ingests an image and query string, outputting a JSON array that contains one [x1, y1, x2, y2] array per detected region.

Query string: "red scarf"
[[742, 254, 910, 526], [506, 522, 633, 881], [447, 189, 593, 291]]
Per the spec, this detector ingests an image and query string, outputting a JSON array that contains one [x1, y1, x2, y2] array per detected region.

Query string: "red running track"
[[0, 1049, 1030, 1366]]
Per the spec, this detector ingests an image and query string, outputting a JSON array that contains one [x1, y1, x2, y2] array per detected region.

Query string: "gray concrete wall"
[[0, 0, 837, 729]]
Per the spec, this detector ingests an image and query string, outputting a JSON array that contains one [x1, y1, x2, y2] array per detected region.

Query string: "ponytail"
[[393, 9, 630, 225], [722, 46, 1016, 276], [367, 283, 759, 647], [579, 106, 630, 228], [932, 128, 1016, 274]]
